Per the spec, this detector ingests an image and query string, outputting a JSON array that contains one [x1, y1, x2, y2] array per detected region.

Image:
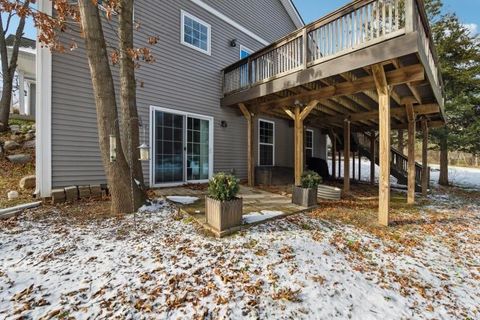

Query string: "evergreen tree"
[[426, 0, 480, 185]]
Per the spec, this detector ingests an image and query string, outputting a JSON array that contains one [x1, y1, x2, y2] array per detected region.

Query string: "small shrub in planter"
[[292, 171, 322, 207], [205, 173, 243, 232]]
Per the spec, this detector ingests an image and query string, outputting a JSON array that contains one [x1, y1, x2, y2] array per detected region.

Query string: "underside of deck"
[[220, 0, 445, 227], [222, 37, 444, 131]]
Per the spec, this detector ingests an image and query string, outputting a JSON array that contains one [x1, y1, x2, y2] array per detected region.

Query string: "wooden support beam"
[[421, 118, 429, 196], [372, 64, 390, 227], [370, 131, 375, 185], [338, 150, 341, 178], [358, 150, 362, 181], [239, 103, 255, 187], [346, 104, 439, 122], [256, 64, 425, 110], [343, 120, 351, 193], [282, 106, 295, 120], [406, 103, 416, 204], [294, 106, 304, 186], [300, 100, 319, 121], [352, 150, 356, 181]]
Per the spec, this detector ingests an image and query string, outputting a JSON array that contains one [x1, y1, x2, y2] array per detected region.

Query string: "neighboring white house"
[[5, 35, 36, 117]]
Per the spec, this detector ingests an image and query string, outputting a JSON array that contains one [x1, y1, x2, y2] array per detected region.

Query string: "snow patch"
[[166, 196, 199, 204], [243, 210, 284, 224]]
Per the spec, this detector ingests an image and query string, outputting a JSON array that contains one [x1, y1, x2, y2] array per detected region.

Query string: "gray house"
[[35, 0, 328, 196]]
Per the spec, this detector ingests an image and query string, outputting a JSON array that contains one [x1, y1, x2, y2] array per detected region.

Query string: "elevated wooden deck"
[[221, 0, 444, 131], [221, 0, 445, 227]]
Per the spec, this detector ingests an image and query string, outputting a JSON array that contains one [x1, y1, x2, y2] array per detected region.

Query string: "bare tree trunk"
[[118, 0, 146, 208], [0, 79, 13, 131], [397, 129, 404, 153], [0, 4, 29, 132], [438, 135, 449, 186], [78, 0, 144, 214]]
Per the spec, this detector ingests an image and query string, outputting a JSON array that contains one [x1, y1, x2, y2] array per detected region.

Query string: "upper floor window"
[[240, 45, 253, 59], [181, 10, 211, 55], [306, 129, 314, 159]]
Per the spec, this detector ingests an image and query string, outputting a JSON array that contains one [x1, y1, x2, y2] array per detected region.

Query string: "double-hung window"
[[306, 129, 314, 159], [258, 120, 275, 166], [181, 10, 211, 55]]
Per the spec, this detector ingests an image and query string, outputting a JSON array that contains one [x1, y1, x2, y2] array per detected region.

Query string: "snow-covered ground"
[[1, 194, 479, 319], [429, 165, 480, 190], [329, 158, 480, 190]]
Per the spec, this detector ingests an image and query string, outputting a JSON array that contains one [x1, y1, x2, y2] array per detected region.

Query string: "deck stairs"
[[334, 133, 425, 191]]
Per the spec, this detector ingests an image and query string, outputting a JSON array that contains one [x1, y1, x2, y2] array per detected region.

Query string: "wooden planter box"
[[292, 186, 318, 207], [205, 197, 243, 232]]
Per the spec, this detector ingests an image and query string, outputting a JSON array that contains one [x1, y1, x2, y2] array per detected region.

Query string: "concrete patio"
[[154, 185, 307, 236]]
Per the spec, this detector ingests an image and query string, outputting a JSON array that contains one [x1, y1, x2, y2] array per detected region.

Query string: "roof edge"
[[279, 0, 304, 28]]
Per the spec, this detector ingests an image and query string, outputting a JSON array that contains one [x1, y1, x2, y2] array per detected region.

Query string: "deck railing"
[[223, 0, 440, 95]]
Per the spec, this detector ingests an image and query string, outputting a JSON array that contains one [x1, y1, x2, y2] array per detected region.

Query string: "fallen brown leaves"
[[271, 287, 302, 302]]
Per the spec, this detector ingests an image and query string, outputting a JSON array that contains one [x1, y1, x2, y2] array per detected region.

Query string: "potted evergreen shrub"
[[292, 170, 322, 207], [205, 173, 242, 232]]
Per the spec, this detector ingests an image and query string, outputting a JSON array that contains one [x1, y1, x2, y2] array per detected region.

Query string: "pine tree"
[[425, 0, 480, 185]]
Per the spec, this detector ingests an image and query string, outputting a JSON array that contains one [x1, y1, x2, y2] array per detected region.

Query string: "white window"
[[181, 10, 211, 55], [258, 119, 275, 166], [240, 45, 253, 59], [306, 129, 314, 159]]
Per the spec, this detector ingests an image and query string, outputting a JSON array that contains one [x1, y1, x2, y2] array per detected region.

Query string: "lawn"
[[0, 186, 479, 319]]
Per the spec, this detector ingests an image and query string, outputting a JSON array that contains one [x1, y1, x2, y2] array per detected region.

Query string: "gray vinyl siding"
[[50, 0, 301, 187], [202, 0, 297, 43]]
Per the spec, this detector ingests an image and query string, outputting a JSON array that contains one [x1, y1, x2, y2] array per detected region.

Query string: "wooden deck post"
[[286, 101, 317, 186], [338, 150, 341, 178], [421, 118, 429, 196], [343, 120, 351, 193], [372, 64, 390, 226], [352, 150, 356, 181], [239, 103, 254, 187], [370, 131, 375, 185], [358, 150, 362, 181], [294, 106, 303, 185], [406, 103, 416, 204]]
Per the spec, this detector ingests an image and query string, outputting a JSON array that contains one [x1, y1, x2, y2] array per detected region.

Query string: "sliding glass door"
[[152, 107, 212, 186], [187, 117, 210, 181], [153, 110, 185, 184]]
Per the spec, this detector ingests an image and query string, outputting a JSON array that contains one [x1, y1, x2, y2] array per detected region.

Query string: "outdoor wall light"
[[230, 39, 237, 47], [221, 120, 228, 128], [138, 143, 150, 161], [109, 134, 117, 162]]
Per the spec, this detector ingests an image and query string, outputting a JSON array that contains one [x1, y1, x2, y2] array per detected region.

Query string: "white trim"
[[36, 0, 52, 197], [181, 10, 212, 55], [149, 106, 214, 188], [279, 0, 304, 28], [189, 0, 269, 46], [258, 119, 275, 166], [239, 45, 253, 59], [306, 129, 314, 157]]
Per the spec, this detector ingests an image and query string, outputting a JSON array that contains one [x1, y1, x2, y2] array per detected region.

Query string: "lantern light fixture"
[[109, 134, 117, 162], [138, 143, 150, 161]]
